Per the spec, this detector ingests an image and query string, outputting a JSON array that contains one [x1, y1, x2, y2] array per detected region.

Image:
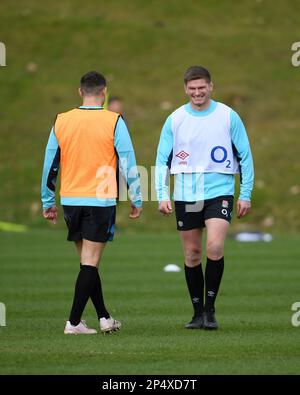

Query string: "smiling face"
[[184, 78, 213, 110]]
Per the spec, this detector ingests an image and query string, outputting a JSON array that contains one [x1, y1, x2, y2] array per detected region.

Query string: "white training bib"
[[170, 102, 239, 175]]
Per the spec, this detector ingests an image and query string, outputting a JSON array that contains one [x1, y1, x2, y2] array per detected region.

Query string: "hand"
[[237, 199, 251, 219], [159, 201, 173, 216], [43, 205, 58, 224], [130, 204, 142, 219]]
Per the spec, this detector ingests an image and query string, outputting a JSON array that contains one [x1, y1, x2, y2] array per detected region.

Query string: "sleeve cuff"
[[131, 199, 142, 208], [238, 195, 251, 202]]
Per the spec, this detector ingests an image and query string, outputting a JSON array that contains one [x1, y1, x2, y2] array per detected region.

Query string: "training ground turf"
[[0, 229, 300, 374]]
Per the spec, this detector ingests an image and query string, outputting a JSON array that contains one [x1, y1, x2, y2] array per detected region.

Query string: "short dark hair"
[[80, 71, 106, 95], [184, 66, 211, 84]]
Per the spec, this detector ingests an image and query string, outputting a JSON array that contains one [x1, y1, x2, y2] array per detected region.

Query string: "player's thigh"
[[204, 195, 233, 250], [75, 240, 82, 256], [80, 239, 106, 267], [179, 228, 203, 257], [205, 218, 229, 258]]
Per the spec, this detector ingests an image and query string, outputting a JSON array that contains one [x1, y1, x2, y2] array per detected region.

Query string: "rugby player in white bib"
[[155, 66, 254, 330]]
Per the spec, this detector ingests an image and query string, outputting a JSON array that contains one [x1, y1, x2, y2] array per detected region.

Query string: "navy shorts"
[[63, 205, 116, 243], [174, 195, 234, 231]]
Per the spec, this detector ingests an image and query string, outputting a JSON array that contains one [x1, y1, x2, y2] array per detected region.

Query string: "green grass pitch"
[[0, 229, 300, 374]]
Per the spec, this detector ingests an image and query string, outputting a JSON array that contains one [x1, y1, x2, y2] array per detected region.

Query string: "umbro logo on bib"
[[175, 151, 189, 160]]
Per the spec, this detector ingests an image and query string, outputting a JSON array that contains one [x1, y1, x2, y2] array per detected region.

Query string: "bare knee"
[[184, 246, 202, 267], [206, 242, 224, 260], [80, 251, 99, 267], [80, 239, 106, 267]]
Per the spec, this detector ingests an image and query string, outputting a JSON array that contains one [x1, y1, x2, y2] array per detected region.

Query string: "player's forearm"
[[229, 110, 254, 201], [155, 164, 171, 202], [239, 177, 254, 201], [118, 152, 142, 208], [41, 128, 60, 209], [155, 148, 172, 201], [239, 184, 253, 201], [114, 117, 142, 207], [155, 120, 173, 202], [128, 168, 142, 208], [41, 149, 59, 209], [238, 148, 254, 201], [41, 190, 56, 210]]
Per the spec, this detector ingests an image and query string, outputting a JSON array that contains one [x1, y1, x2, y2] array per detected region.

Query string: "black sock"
[[80, 264, 110, 320], [204, 257, 224, 312], [184, 264, 204, 317], [80, 263, 110, 319], [69, 265, 98, 326], [90, 271, 110, 320]]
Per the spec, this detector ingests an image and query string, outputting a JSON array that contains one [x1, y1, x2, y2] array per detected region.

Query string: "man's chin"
[[193, 98, 206, 105], [193, 100, 206, 107]]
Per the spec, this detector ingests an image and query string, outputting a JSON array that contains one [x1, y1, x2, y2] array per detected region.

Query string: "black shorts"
[[174, 195, 234, 231], [62, 205, 116, 243]]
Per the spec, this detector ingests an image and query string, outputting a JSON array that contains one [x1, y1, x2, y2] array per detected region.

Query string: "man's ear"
[[184, 83, 188, 95], [209, 82, 213, 91], [102, 87, 108, 103], [78, 88, 83, 98]]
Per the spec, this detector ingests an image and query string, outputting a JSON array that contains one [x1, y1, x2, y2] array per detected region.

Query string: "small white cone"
[[262, 233, 273, 242], [164, 264, 181, 272]]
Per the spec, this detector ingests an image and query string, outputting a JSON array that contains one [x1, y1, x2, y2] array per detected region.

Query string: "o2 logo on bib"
[[211, 146, 231, 168]]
